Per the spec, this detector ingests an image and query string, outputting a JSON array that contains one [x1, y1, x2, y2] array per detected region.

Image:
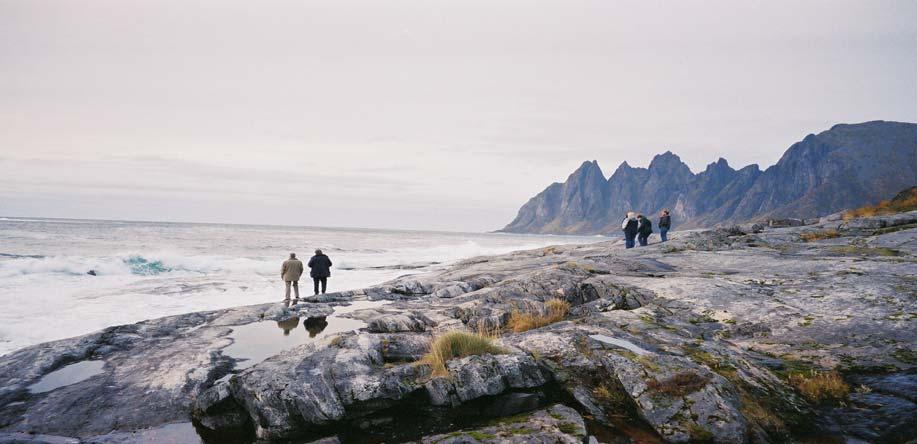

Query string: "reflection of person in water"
[[276, 317, 300, 336], [304, 317, 328, 338]]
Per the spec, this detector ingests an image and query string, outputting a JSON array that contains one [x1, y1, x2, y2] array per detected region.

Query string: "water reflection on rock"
[[275, 317, 300, 336], [304, 317, 328, 337]]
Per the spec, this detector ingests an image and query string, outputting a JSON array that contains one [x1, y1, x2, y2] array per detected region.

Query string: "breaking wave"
[[0, 253, 273, 278]]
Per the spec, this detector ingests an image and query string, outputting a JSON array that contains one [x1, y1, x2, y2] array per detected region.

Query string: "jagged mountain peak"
[[703, 157, 735, 174], [500, 121, 917, 234], [648, 151, 684, 168], [570, 159, 603, 175]]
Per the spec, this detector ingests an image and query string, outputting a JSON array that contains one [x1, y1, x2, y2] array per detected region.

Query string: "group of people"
[[621, 209, 671, 248], [276, 213, 667, 301], [280, 249, 333, 300]]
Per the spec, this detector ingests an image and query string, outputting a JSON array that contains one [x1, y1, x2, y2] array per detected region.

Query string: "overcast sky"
[[1, 0, 915, 231]]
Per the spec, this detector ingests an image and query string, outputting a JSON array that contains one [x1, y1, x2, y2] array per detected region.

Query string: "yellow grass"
[[506, 298, 571, 333], [799, 229, 841, 242], [419, 330, 508, 377], [788, 371, 849, 403], [844, 193, 917, 221]]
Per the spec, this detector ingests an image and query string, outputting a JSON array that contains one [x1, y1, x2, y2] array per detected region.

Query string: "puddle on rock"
[[589, 334, 652, 355], [222, 299, 389, 371], [28, 360, 105, 394]]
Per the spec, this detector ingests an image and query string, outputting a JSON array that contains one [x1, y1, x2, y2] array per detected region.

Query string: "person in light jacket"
[[621, 212, 639, 249], [281, 253, 304, 301], [308, 249, 333, 295], [658, 209, 672, 242]]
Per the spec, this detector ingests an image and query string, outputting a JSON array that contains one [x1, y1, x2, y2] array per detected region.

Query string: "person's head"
[[314, 249, 323, 256], [662, 209, 670, 216], [627, 211, 635, 218], [289, 252, 296, 259]]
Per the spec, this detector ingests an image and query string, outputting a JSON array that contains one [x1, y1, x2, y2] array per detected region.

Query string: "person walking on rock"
[[308, 249, 333, 295], [621, 212, 639, 249], [658, 209, 671, 242], [281, 253, 304, 301], [637, 214, 653, 246]]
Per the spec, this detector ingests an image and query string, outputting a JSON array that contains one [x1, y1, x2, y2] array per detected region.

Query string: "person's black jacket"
[[308, 254, 333, 278], [622, 217, 639, 238], [659, 215, 671, 229], [638, 217, 653, 237]]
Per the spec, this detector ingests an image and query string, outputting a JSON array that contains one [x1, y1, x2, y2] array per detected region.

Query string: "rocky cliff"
[[501, 120, 917, 234], [1, 211, 915, 443]]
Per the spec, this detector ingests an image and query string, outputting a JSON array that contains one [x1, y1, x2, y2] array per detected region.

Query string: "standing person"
[[658, 209, 671, 242], [281, 253, 304, 301], [308, 249, 333, 295], [621, 212, 639, 249], [637, 214, 653, 246]]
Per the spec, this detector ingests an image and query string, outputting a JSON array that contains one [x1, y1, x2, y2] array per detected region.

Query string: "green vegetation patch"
[[557, 422, 585, 437], [891, 348, 917, 365], [688, 424, 715, 442]]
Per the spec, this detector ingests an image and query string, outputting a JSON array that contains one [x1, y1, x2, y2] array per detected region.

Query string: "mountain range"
[[500, 120, 917, 234]]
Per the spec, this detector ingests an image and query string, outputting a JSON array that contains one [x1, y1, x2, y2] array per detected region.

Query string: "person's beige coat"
[[281, 259, 304, 282]]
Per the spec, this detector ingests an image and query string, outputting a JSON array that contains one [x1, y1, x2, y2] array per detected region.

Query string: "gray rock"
[[367, 312, 434, 333], [416, 404, 586, 444], [425, 354, 549, 406]]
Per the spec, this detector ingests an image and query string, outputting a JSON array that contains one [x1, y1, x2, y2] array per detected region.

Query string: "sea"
[[0, 217, 603, 356]]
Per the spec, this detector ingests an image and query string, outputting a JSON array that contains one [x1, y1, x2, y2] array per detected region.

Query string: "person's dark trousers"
[[660, 228, 669, 242], [624, 236, 636, 249], [638, 235, 648, 246], [313, 277, 327, 295]]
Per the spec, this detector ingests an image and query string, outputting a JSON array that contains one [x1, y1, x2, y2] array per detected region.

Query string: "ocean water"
[[0, 217, 601, 356]]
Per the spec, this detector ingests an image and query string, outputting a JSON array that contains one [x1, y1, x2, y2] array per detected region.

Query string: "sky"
[[1, 0, 916, 232]]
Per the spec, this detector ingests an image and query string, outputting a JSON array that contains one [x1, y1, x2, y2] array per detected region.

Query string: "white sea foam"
[[0, 219, 602, 356]]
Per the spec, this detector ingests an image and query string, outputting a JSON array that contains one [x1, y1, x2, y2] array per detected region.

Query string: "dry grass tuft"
[[506, 298, 571, 333], [418, 330, 508, 377], [844, 191, 917, 221], [799, 229, 841, 242], [647, 371, 709, 397], [788, 370, 849, 404], [740, 394, 786, 433]]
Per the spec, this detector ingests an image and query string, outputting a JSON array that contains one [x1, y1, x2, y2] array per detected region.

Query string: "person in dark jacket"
[[637, 214, 653, 246], [621, 211, 639, 249], [307, 249, 333, 295], [658, 209, 671, 242]]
